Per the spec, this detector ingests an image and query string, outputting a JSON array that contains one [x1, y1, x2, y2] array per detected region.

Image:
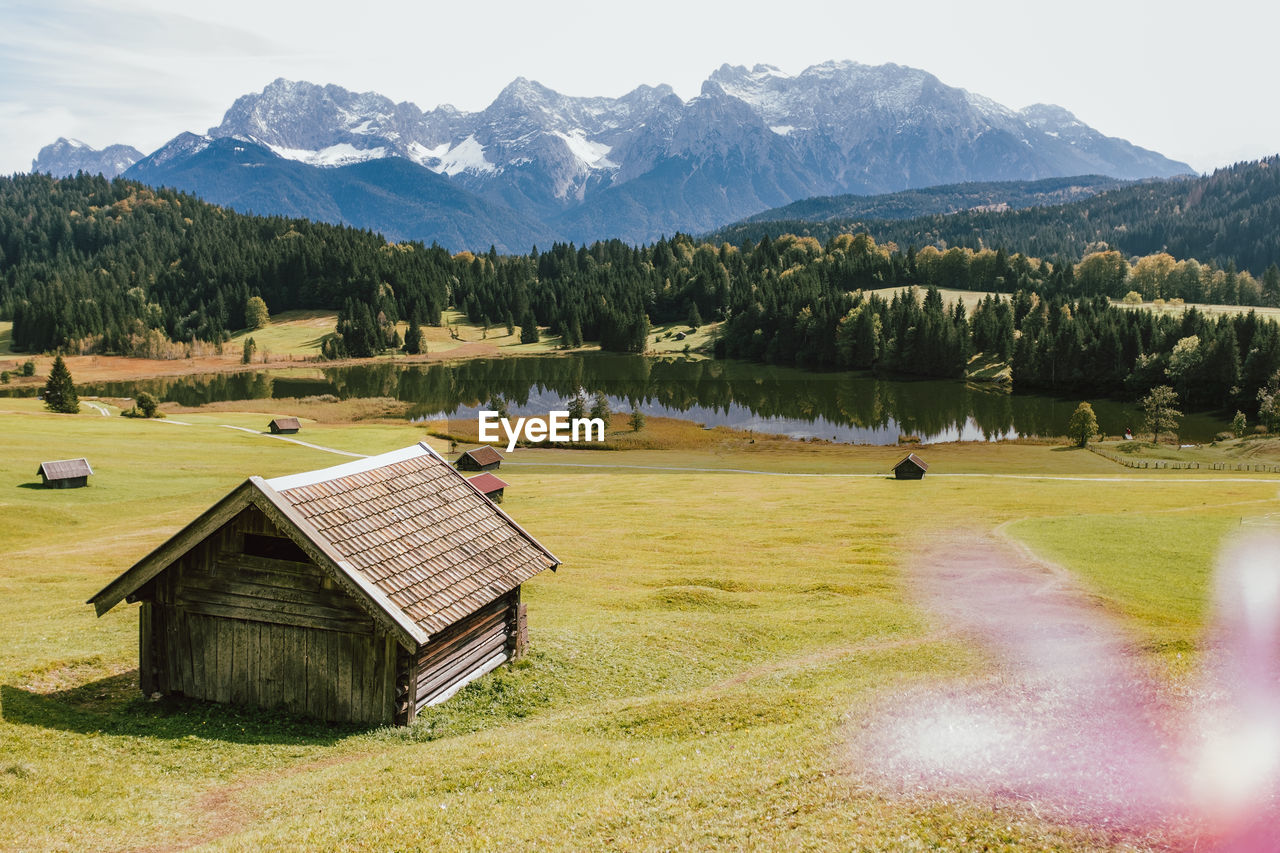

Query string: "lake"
[[34, 353, 1230, 445]]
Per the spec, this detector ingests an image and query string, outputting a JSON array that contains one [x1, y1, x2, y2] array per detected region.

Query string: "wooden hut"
[[37, 457, 93, 488], [467, 472, 508, 504], [893, 453, 928, 480], [457, 445, 503, 472], [268, 417, 301, 434], [87, 442, 558, 725]]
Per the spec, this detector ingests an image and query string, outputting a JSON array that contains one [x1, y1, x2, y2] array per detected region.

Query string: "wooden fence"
[[1087, 445, 1280, 473]]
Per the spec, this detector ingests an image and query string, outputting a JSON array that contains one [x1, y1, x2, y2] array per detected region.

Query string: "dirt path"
[[845, 530, 1187, 830], [218, 424, 367, 458], [133, 753, 368, 853], [505, 459, 1280, 484]]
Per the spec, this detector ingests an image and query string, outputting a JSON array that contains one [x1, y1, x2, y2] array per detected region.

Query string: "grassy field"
[[1094, 436, 1280, 465], [2, 402, 1277, 850], [870, 284, 1280, 322], [1115, 298, 1280, 320], [867, 286, 1000, 311], [228, 310, 337, 357]]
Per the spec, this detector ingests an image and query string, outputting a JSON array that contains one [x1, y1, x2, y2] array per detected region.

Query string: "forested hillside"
[[740, 175, 1127, 224], [0, 173, 451, 355], [709, 157, 1280, 275], [6, 171, 1280, 419]]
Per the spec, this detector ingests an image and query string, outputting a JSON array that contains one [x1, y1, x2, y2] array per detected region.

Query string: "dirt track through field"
[[846, 531, 1187, 828], [505, 460, 1280, 484], [218, 424, 367, 458], [845, 531, 1280, 847]]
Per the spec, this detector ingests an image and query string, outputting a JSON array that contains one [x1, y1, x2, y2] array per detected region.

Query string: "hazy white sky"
[[2, 0, 1276, 175]]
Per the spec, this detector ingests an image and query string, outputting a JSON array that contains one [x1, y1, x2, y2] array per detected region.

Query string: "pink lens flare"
[[846, 532, 1280, 849], [1192, 534, 1280, 851]]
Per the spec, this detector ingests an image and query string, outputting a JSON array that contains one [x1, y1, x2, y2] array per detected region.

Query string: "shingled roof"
[[466, 472, 508, 496], [461, 446, 503, 467], [894, 452, 929, 471], [89, 442, 558, 644], [37, 458, 93, 480]]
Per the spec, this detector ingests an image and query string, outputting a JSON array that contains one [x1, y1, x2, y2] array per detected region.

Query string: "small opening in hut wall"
[[242, 533, 310, 563]]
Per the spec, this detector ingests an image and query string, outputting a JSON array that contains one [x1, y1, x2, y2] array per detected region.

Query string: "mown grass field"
[[869, 284, 1280, 322], [2, 401, 1277, 850], [227, 310, 337, 357]]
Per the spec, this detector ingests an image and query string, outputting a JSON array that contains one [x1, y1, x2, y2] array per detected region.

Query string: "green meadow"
[[2, 397, 1277, 850]]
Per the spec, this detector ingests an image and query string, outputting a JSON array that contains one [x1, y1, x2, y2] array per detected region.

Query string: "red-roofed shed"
[[467, 472, 508, 503]]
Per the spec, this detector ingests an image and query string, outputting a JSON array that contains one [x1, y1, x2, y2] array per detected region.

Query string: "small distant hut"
[[467, 472, 508, 503], [268, 417, 301, 434], [457, 445, 503, 472], [893, 453, 928, 480], [37, 457, 93, 489], [87, 442, 558, 725]]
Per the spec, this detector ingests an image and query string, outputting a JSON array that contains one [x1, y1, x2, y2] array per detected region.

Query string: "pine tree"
[[567, 392, 587, 421], [43, 355, 79, 414], [590, 392, 611, 423], [405, 316, 424, 354], [520, 312, 540, 344], [1264, 264, 1280, 308], [487, 395, 510, 420], [629, 409, 646, 431]]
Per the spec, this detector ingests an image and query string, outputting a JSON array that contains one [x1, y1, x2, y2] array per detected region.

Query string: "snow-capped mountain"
[[54, 61, 1195, 249], [31, 138, 143, 178]]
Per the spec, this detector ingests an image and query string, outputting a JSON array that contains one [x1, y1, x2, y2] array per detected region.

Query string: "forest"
[[5, 167, 1280, 418], [0, 173, 451, 356], [708, 156, 1280, 277]]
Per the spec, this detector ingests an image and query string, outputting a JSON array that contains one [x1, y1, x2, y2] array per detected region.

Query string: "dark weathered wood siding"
[[137, 505, 398, 724], [42, 475, 88, 488], [412, 589, 517, 711]]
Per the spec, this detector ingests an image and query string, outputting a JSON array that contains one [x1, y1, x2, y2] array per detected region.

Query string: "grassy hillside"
[[1, 403, 1276, 849]]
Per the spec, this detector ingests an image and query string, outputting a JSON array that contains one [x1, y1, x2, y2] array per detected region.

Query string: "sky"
[[2, 0, 1277, 175]]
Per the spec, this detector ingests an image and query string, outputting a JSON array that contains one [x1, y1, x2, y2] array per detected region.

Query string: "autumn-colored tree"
[[1067, 402, 1098, 448], [1140, 386, 1182, 444], [245, 296, 270, 330], [1075, 250, 1129, 297]]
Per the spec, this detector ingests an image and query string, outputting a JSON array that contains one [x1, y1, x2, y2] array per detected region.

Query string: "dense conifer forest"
[[0, 173, 450, 356], [5, 166, 1280, 418]]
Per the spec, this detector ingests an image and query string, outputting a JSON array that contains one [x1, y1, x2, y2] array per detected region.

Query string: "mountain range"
[[31, 137, 144, 179], [30, 61, 1194, 251]]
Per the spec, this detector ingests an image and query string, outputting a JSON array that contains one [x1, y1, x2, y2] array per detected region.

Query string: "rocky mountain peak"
[[31, 137, 143, 178], [37, 60, 1194, 251]]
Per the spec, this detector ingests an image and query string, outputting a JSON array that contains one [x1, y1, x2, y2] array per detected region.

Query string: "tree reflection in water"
[[67, 354, 1227, 445]]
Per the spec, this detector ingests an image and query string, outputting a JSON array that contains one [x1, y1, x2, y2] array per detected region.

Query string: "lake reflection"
[[64, 354, 1226, 445]]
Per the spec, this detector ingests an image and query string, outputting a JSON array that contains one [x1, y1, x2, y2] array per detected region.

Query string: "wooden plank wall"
[[414, 591, 514, 710], [147, 506, 398, 724]]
